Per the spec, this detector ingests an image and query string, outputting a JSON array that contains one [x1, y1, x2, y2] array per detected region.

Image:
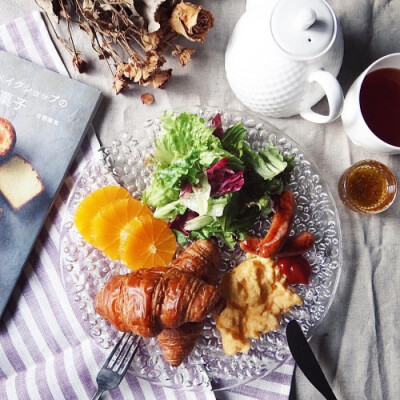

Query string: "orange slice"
[[91, 198, 153, 259], [74, 185, 132, 246], [120, 214, 176, 270]]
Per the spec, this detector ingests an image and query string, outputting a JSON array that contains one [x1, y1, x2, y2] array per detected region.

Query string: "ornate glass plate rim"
[[59, 106, 342, 391]]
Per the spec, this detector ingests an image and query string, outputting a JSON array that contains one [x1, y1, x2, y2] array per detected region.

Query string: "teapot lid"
[[270, 0, 337, 59]]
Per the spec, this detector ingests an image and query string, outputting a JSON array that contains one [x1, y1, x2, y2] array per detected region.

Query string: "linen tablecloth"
[[0, 11, 295, 400], [2, 1, 400, 399]]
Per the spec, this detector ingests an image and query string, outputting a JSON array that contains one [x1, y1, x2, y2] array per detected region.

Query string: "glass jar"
[[338, 160, 397, 214]]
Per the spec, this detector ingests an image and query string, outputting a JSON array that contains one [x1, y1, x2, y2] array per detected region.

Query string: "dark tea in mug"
[[359, 68, 400, 147]]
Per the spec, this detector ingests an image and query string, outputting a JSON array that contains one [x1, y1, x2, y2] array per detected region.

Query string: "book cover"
[[0, 50, 101, 317]]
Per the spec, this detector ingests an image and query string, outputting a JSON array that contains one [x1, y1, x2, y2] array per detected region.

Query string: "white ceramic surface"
[[341, 53, 400, 154], [225, 0, 344, 123]]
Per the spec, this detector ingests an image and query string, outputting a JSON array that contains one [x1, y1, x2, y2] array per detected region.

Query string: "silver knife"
[[286, 320, 337, 400]]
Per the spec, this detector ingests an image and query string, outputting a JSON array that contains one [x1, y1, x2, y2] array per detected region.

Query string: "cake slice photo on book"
[[0, 50, 101, 317], [0, 153, 45, 210]]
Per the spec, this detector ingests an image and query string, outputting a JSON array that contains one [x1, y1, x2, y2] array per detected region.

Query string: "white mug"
[[341, 53, 400, 154]]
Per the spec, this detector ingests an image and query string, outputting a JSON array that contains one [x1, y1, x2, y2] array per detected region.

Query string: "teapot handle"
[[300, 70, 344, 124]]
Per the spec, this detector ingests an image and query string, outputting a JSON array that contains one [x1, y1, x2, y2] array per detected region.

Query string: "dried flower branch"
[[35, 0, 214, 95]]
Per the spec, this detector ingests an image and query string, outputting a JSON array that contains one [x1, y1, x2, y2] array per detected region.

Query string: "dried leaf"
[[151, 69, 172, 89], [142, 32, 161, 51], [170, 2, 214, 42], [172, 45, 195, 66], [134, 69, 143, 83], [113, 76, 129, 94], [141, 93, 154, 104], [82, 0, 93, 13], [72, 56, 88, 73]]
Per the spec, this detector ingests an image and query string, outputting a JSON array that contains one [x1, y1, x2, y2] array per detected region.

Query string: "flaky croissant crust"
[[157, 239, 221, 366], [95, 264, 224, 338]]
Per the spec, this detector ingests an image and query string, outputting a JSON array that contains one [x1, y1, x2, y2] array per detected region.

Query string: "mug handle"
[[300, 70, 344, 124]]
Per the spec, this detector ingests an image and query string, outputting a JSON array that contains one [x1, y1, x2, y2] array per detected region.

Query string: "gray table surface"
[[3, 1, 400, 399]]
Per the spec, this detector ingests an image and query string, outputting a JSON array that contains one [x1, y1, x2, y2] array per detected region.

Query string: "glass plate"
[[60, 106, 342, 391]]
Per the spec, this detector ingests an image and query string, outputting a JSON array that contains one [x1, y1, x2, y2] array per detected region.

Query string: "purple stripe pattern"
[[0, 10, 295, 400], [6, 21, 30, 60], [24, 13, 58, 72], [35, 366, 54, 400]]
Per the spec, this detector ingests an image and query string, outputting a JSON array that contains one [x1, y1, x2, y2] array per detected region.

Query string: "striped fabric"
[[217, 360, 295, 400], [0, 11, 295, 400]]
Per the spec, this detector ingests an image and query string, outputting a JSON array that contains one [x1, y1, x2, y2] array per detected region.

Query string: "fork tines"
[[107, 333, 140, 375]]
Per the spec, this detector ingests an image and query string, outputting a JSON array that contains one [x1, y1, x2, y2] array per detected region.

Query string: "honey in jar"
[[338, 160, 397, 214]]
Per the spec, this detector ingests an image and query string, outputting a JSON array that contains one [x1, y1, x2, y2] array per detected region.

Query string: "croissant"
[[157, 239, 220, 366], [156, 322, 205, 366], [95, 264, 224, 338], [169, 239, 220, 285]]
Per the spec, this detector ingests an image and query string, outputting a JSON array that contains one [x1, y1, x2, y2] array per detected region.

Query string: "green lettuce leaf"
[[189, 220, 237, 249], [180, 173, 211, 216], [207, 194, 232, 217], [155, 112, 221, 165], [221, 123, 247, 158], [153, 200, 187, 220], [242, 142, 288, 181], [141, 181, 179, 208], [183, 193, 258, 249], [221, 123, 292, 182], [184, 215, 214, 231], [173, 229, 190, 246]]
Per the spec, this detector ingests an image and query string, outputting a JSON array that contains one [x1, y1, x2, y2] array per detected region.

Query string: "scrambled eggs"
[[215, 254, 303, 355]]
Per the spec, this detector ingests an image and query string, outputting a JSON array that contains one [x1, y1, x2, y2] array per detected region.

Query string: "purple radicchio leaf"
[[211, 113, 224, 139], [205, 157, 244, 197], [168, 210, 198, 235], [180, 180, 193, 197]]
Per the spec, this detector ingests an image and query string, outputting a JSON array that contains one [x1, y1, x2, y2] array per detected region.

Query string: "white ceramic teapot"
[[225, 0, 344, 124]]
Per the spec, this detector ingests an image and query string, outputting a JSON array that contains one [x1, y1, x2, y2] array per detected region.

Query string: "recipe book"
[[0, 50, 101, 318]]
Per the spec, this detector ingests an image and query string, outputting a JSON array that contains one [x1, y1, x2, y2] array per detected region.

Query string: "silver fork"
[[91, 333, 140, 400]]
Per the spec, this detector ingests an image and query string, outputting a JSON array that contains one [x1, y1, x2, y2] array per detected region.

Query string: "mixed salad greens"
[[142, 112, 294, 248]]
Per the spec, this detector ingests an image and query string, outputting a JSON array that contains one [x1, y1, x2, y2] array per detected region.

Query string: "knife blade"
[[286, 320, 337, 400]]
